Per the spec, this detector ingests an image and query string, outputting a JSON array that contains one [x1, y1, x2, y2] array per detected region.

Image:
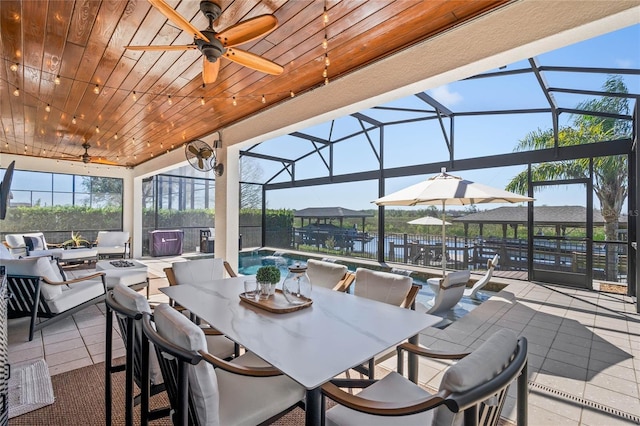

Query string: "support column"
[[131, 175, 143, 258], [215, 145, 241, 272]]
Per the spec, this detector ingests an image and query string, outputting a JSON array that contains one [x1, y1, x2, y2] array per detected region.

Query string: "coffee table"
[[96, 259, 149, 297]]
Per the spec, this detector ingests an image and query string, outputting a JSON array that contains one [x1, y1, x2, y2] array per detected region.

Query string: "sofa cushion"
[[24, 235, 45, 251], [3, 257, 65, 300], [154, 304, 220, 426], [52, 278, 104, 313], [172, 258, 224, 287]]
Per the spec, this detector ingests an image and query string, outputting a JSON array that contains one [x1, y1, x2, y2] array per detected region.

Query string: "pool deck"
[[7, 252, 640, 425]]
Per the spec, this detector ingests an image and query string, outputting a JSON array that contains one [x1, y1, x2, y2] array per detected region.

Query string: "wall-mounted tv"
[[0, 161, 15, 220]]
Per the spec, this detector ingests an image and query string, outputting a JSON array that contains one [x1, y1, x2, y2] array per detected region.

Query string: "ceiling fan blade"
[[223, 48, 283, 75], [216, 15, 278, 47], [92, 158, 119, 166], [200, 147, 213, 159], [125, 44, 197, 51], [148, 0, 210, 42], [198, 157, 204, 170], [202, 57, 220, 84], [188, 145, 200, 156]]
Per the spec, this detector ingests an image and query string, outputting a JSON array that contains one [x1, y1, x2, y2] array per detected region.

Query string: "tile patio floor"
[[7, 255, 640, 425]]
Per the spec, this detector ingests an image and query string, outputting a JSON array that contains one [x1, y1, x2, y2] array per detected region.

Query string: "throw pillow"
[[24, 235, 45, 252]]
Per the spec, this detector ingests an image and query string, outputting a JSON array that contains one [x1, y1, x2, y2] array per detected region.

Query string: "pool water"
[[238, 250, 492, 323]]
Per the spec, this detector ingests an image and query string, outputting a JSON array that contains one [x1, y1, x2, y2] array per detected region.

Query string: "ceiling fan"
[[125, 0, 284, 84], [54, 142, 119, 166], [185, 139, 224, 176]]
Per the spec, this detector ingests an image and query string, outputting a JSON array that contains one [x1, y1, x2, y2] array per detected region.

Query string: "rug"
[[8, 359, 55, 419]]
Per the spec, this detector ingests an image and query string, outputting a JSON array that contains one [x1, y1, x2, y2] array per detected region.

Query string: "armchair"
[[141, 304, 305, 426], [306, 259, 355, 292], [95, 231, 130, 259], [323, 329, 528, 426], [3, 256, 106, 341]]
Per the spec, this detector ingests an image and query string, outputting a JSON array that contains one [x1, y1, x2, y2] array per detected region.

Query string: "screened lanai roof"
[[239, 25, 638, 196]]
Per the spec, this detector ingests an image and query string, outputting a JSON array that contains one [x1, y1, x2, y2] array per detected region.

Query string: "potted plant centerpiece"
[[62, 231, 91, 249], [256, 265, 280, 299]]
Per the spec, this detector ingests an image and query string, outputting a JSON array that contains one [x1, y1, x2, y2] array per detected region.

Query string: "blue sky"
[[254, 23, 639, 215]]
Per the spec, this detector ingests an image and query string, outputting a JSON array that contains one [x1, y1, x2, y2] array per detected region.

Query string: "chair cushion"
[[325, 371, 434, 426], [57, 248, 97, 260], [433, 329, 518, 426], [441, 270, 470, 289], [153, 304, 221, 426], [354, 268, 412, 306], [97, 231, 130, 247], [217, 352, 305, 426], [112, 284, 163, 385], [3, 257, 65, 300], [172, 258, 224, 287], [306, 259, 347, 290], [52, 278, 105, 313]]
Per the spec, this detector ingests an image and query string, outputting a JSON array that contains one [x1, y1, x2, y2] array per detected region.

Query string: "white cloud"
[[428, 85, 463, 106], [616, 59, 633, 68]]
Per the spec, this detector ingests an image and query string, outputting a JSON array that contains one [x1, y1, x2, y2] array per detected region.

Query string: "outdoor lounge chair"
[[141, 304, 305, 426], [417, 270, 470, 328], [322, 329, 528, 426], [306, 259, 355, 292], [3, 256, 106, 341], [464, 254, 499, 300], [351, 268, 421, 378], [95, 231, 130, 259]]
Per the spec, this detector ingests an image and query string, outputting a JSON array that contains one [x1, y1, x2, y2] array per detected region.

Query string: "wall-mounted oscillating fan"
[[185, 139, 224, 176]]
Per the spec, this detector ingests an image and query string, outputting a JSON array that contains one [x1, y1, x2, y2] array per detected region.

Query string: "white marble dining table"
[[161, 277, 440, 425]]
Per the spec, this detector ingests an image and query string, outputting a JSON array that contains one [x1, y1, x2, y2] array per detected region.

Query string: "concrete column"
[[131, 175, 143, 258], [215, 145, 240, 271]]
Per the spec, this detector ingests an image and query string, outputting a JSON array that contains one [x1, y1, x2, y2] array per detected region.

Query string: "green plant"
[[62, 231, 90, 248], [256, 265, 280, 284]]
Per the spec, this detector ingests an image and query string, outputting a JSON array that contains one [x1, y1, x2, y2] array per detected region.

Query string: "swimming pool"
[[237, 250, 493, 323]]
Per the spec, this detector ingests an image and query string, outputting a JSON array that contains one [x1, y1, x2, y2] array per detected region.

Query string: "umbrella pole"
[[441, 200, 446, 277]]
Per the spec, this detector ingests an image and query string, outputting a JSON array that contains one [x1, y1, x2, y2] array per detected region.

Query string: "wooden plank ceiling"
[[0, 0, 509, 167]]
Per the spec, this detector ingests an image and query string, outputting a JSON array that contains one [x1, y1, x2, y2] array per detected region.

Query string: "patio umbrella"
[[374, 168, 533, 276], [407, 216, 451, 226]]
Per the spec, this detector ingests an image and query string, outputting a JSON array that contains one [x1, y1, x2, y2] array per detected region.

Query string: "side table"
[[96, 260, 149, 298]]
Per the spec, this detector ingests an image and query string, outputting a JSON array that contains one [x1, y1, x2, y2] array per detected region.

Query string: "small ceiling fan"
[[54, 142, 119, 166], [185, 139, 224, 176], [125, 0, 283, 84]]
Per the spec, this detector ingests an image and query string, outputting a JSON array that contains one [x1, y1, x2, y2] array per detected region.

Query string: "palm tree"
[[506, 75, 630, 281]]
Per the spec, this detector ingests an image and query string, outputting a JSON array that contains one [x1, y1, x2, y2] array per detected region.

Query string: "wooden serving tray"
[[239, 289, 312, 313]]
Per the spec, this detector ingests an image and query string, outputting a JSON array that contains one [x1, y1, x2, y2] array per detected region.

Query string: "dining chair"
[[322, 329, 528, 426], [351, 268, 421, 379], [141, 303, 305, 426], [306, 259, 355, 292], [223, 260, 238, 277], [464, 254, 499, 300], [105, 284, 169, 426]]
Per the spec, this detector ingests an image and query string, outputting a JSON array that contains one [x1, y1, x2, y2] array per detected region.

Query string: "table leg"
[[305, 387, 322, 426], [408, 333, 419, 384]]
